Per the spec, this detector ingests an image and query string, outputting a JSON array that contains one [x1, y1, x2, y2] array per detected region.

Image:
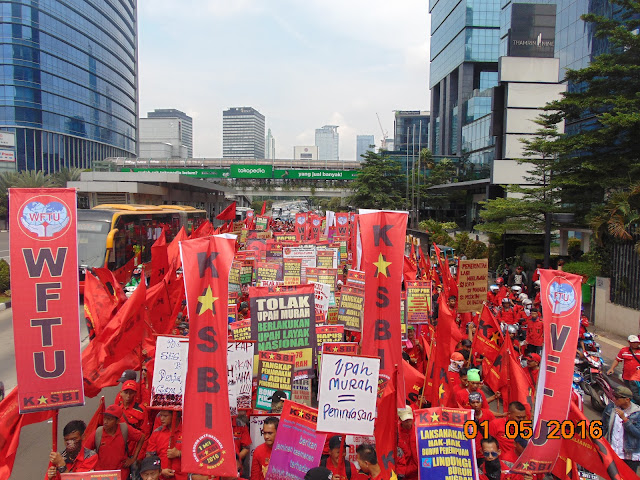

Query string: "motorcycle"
[[574, 349, 614, 412]]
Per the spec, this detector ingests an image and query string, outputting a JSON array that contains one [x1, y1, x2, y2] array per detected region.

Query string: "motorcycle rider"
[[607, 335, 640, 406]]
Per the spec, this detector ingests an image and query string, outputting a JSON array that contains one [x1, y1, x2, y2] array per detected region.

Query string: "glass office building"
[[428, 0, 500, 173], [0, 0, 138, 172]]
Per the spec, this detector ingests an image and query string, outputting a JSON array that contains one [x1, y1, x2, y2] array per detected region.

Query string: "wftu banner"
[[180, 234, 237, 476], [414, 407, 477, 480], [359, 210, 407, 397], [512, 269, 582, 475], [9, 188, 84, 413]]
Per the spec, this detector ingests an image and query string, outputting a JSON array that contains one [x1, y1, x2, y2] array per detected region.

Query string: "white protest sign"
[[228, 341, 255, 415], [310, 282, 330, 322], [317, 353, 380, 435], [283, 245, 316, 282], [249, 414, 271, 467], [151, 336, 189, 408]]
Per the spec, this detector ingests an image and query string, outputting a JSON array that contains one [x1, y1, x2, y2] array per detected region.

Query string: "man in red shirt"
[[251, 416, 278, 480], [321, 435, 357, 480], [233, 413, 252, 478], [489, 401, 528, 463], [146, 410, 185, 480], [524, 310, 544, 356], [404, 326, 425, 374], [454, 369, 499, 409], [84, 404, 145, 479], [478, 436, 532, 480], [355, 444, 397, 480], [397, 409, 418, 480], [608, 335, 640, 404], [46, 420, 98, 479], [497, 298, 516, 325], [119, 380, 150, 434], [524, 353, 541, 387]]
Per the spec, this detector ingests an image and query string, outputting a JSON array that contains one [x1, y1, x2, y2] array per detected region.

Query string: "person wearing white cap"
[[608, 335, 640, 405], [397, 408, 418, 480]]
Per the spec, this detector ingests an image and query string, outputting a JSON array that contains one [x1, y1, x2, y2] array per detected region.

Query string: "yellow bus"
[[78, 204, 207, 289]]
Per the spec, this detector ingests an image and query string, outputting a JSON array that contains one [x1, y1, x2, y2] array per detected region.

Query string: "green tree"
[[538, 0, 640, 218], [591, 183, 640, 254], [51, 168, 83, 187], [348, 151, 405, 209]]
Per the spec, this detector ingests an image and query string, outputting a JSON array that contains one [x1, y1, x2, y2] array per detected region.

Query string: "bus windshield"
[[78, 220, 111, 268]]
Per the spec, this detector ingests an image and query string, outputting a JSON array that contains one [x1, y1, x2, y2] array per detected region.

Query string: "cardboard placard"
[[150, 336, 189, 409], [457, 259, 489, 313]]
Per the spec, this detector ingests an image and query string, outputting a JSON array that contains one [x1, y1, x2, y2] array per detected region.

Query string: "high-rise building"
[[393, 112, 429, 155], [139, 117, 188, 158], [222, 107, 265, 159], [356, 135, 375, 161], [147, 109, 193, 157], [265, 128, 276, 160], [315, 125, 339, 161], [294, 146, 318, 160], [0, 0, 138, 172], [428, 0, 500, 164]]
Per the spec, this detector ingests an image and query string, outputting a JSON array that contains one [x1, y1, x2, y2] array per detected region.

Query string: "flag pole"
[[418, 335, 434, 408], [52, 409, 59, 452]]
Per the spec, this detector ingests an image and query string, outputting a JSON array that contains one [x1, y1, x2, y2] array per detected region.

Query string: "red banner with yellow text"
[[9, 188, 84, 413], [512, 269, 582, 475], [180, 234, 237, 476]]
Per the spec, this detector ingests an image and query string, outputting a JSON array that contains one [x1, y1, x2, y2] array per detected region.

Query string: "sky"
[[137, 0, 430, 161]]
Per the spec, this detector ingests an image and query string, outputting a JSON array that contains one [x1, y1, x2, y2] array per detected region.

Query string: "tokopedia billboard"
[[230, 164, 273, 178]]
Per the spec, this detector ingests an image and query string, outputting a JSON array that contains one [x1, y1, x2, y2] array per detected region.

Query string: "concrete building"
[[265, 128, 276, 160], [315, 125, 339, 161], [356, 135, 375, 161], [293, 146, 319, 161], [0, 0, 138, 172], [394, 112, 429, 155], [147, 109, 193, 157], [223, 107, 265, 159], [139, 117, 188, 158]]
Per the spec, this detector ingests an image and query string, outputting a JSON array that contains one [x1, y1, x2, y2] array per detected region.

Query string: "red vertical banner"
[[512, 269, 582, 475], [294, 212, 308, 241], [358, 211, 407, 399], [180, 234, 237, 476], [9, 188, 84, 413], [335, 212, 349, 237]]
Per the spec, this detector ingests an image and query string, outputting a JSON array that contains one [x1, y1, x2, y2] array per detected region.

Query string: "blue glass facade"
[[0, 0, 137, 172]]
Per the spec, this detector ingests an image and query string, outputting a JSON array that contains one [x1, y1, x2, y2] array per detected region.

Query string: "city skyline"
[[137, 1, 429, 160]]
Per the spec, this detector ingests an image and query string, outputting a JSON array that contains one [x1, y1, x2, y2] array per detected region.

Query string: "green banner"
[[230, 164, 273, 178], [122, 167, 229, 178], [273, 169, 358, 180]]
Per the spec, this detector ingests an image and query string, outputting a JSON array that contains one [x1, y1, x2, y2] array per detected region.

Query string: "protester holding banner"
[[47, 421, 98, 479], [396, 409, 418, 480], [320, 436, 357, 480], [146, 410, 185, 480], [251, 416, 278, 480]]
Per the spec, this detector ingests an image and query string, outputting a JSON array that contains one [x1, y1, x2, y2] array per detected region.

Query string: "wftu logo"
[[337, 216, 347, 225], [18, 196, 71, 240], [547, 277, 578, 316], [296, 216, 305, 225]]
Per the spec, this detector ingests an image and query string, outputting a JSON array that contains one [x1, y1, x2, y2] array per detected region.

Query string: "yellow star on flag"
[[373, 253, 392, 278], [298, 410, 304, 417], [438, 384, 445, 398], [38, 395, 48, 405], [490, 331, 500, 344], [522, 463, 530, 470], [430, 412, 439, 422], [197, 286, 218, 315]]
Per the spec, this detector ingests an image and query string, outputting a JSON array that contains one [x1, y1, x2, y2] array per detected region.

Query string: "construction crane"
[[376, 113, 389, 150]]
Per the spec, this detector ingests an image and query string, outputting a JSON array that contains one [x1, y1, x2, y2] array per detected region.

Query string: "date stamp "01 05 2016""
[[463, 420, 604, 440]]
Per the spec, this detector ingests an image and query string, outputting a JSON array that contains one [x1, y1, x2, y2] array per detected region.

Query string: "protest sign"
[[151, 336, 189, 409], [240, 262, 254, 285], [230, 318, 251, 340], [317, 353, 380, 435], [229, 261, 242, 294], [414, 407, 477, 480], [61, 472, 121, 480], [457, 259, 488, 313], [292, 378, 313, 406], [256, 350, 295, 410], [249, 414, 271, 466], [327, 306, 339, 325], [307, 268, 338, 306], [255, 261, 283, 284], [228, 304, 237, 323], [283, 245, 316, 282], [322, 342, 358, 356], [346, 269, 365, 287], [10, 188, 84, 412], [345, 435, 375, 466], [255, 216, 269, 230], [250, 284, 316, 374], [265, 401, 327, 480], [337, 286, 364, 331], [283, 258, 302, 285], [274, 232, 297, 242], [228, 341, 255, 414], [317, 248, 338, 269], [311, 282, 331, 323], [406, 281, 431, 324]]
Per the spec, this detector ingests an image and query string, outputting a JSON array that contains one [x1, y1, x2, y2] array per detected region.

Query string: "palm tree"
[[12, 170, 54, 188], [51, 167, 83, 187], [592, 183, 640, 254]]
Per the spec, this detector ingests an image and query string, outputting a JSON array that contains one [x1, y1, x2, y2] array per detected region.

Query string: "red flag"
[[83, 396, 106, 442], [503, 346, 534, 414], [512, 269, 583, 474], [82, 280, 148, 397], [374, 367, 399, 476], [113, 256, 136, 286], [216, 202, 237, 221], [418, 246, 431, 280], [0, 388, 56, 479], [180, 235, 237, 476], [426, 295, 462, 406], [83, 269, 125, 339], [403, 360, 425, 406], [260, 201, 267, 216], [359, 211, 407, 403], [403, 255, 417, 283], [145, 264, 184, 335], [471, 305, 503, 361], [190, 219, 214, 239], [149, 230, 169, 286], [485, 328, 512, 394], [167, 226, 187, 267]]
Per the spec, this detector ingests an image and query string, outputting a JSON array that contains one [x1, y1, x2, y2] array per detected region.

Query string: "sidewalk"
[[590, 325, 628, 385], [0, 300, 10, 311]]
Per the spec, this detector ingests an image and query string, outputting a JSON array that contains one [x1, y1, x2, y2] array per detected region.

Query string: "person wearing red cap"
[[524, 310, 544, 356], [524, 354, 541, 387], [119, 380, 151, 435], [146, 410, 185, 480], [84, 404, 145, 479]]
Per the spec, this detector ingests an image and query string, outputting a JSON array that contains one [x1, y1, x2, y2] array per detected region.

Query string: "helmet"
[[511, 285, 522, 294], [507, 325, 518, 335], [489, 285, 499, 293], [518, 293, 528, 301], [523, 299, 533, 306], [534, 280, 541, 288], [496, 277, 504, 285], [501, 297, 510, 304]]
